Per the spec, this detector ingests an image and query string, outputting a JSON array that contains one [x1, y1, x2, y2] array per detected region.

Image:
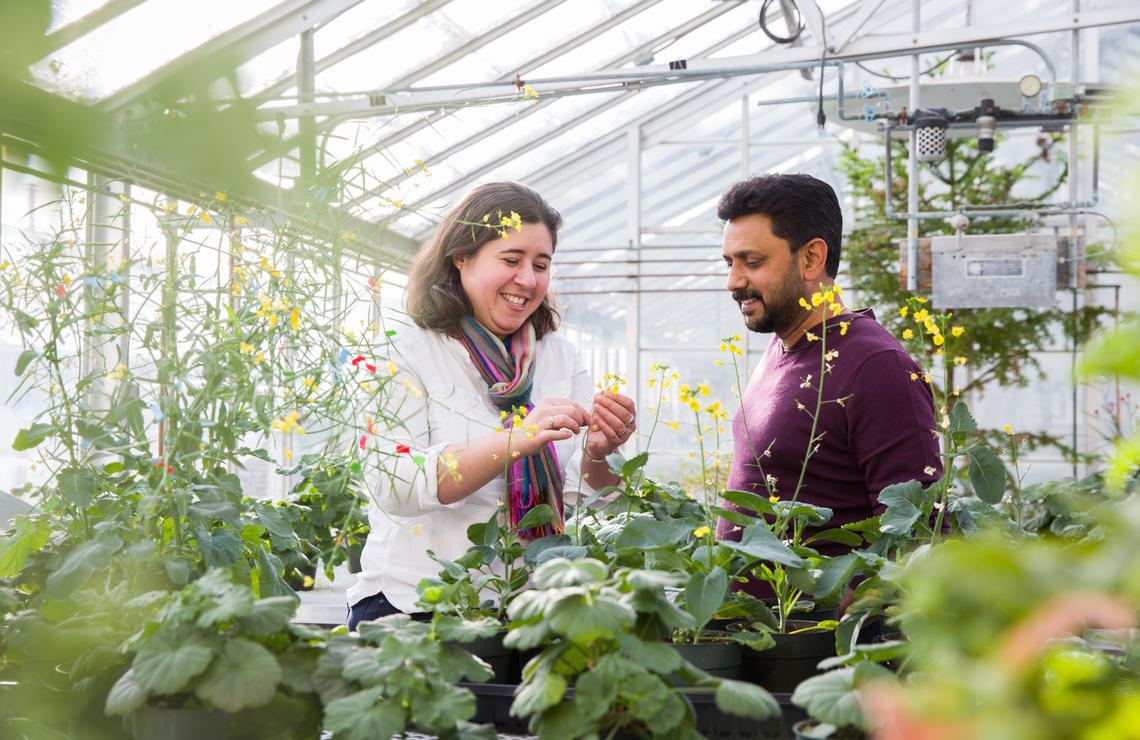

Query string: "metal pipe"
[[906, 0, 920, 292], [1068, 0, 1081, 479]]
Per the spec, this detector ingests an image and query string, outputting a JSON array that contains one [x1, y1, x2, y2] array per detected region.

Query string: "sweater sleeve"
[[845, 349, 943, 515]]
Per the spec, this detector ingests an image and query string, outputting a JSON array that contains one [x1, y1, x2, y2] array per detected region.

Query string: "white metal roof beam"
[[397, 1, 754, 218], [245, 0, 574, 172], [43, 0, 148, 55], [341, 0, 724, 210], [100, 0, 367, 112], [253, 0, 457, 101]]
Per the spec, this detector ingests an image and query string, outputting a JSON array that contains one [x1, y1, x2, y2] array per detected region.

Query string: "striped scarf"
[[453, 315, 563, 538]]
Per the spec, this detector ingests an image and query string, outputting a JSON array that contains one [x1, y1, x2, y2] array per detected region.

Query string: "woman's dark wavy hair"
[[716, 173, 843, 278], [405, 181, 564, 339]]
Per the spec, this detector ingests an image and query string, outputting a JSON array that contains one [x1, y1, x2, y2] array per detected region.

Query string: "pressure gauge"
[[1018, 74, 1043, 98]]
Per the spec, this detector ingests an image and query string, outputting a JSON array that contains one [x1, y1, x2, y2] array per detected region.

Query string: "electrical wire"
[[855, 53, 959, 82], [759, 0, 803, 44]]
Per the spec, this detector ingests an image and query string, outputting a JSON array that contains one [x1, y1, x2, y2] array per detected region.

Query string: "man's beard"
[[731, 269, 806, 335]]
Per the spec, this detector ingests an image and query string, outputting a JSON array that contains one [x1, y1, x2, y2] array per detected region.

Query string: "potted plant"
[[104, 569, 326, 740], [505, 557, 779, 738], [313, 613, 496, 739]]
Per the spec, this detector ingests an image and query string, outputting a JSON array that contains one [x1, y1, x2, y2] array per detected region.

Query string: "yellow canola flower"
[[951, 326, 965, 337], [902, 329, 914, 339], [692, 526, 711, 538], [932, 334, 945, 346], [665, 421, 680, 431], [839, 321, 850, 336], [799, 297, 811, 310], [899, 306, 909, 318], [805, 332, 819, 342], [1003, 424, 1013, 434], [954, 356, 968, 366]]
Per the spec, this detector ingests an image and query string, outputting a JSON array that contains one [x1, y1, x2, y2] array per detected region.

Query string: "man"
[[715, 173, 941, 595]]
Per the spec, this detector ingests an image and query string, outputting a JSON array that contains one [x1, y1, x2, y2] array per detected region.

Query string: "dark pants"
[[347, 592, 432, 631]]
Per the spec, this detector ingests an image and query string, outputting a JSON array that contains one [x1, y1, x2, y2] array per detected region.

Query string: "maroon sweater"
[[716, 309, 942, 587]]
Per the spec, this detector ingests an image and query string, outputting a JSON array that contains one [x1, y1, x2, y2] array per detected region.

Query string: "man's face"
[[723, 213, 808, 336]]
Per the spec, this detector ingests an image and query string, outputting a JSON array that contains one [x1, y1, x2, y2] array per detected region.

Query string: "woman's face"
[[454, 222, 554, 338]]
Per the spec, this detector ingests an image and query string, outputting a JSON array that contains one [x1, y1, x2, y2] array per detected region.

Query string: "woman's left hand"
[[585, 391, 637, 460]]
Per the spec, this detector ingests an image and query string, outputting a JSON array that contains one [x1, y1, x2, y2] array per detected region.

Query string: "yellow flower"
[[799, 297, 810, 310], [954, 356, 967, 366], [951, 326, 965, 337], [215, 192, 228, 201], [811, 292, 824, 306], [665, 421, 680, 431], [913, 308, 929, 323], [200, 211, 211, 225], [910, 372, 919, 381], [829, 302, 842, 315], [898, 306, 909, 318], [688, 399, 700, 412], [839, 321, 850, 336], [302, 575, 314, 588], [932, 334, 944, 346], [692, 526, 711, 538], [805, 332, 819, 342], [923, 372, 932, 384], [769, 495, 780, 503], [902, 329, 913, 339], [1003, 424, 1013, 434]]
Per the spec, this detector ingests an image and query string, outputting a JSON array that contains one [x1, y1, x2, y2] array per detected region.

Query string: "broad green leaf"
[[195, 638, 281, 712], [522, 534, 571, 565], [436, 644, 494, 683], [532, 557, 607, 588], [13, 309, 38, 333], [197, 526, 243, 570], [720, 524, 806, 568], [549, 593, 636, 643], [714, 678, 780, 720], [409, 682, 477, 730], [615, 517, 685, 550], [133, 638, 215, 695], [721, 489, 776, 516], [966, 445, 1006, 504], [514, 503, 555, 532], [0, 516, 51, 577], [46, 534, 122, 598], [238, 596, 297, 636], [528, 544, 587, 565], [877, 480, 926, 535], [433, 615, 502, 642], [529, 697, 597, 738], [190, 501, 243, 528], [452, 720, 499, 740], [511, 669, 567, 717], [1080, 319, 1140, 380], [76, 420, 117, 450], [324, 688, 405, 740], [620, 451, 649, 479], [104, 669, 146, 716], [684, 567, 728, 629], [804, 527, 863, 547], [196, 581, 254, 627], [947, 401, 977, 444], [813, 553, 859, 603], [12, 423, 54, 451], [791, 667, 865, 729], [618, 633, 682, 675], [57, 467, 97, 508]]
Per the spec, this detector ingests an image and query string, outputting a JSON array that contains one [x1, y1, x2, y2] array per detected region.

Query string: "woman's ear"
[[452, 256, 465, 271]]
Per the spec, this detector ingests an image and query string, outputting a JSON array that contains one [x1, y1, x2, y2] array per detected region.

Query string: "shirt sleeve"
[[845, 348, 943, 515], [362, 343, 453, 518]]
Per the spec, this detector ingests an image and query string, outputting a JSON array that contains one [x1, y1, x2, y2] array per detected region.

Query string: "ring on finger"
[[549, 415, 556, 429], [623, 416, 634, 428]]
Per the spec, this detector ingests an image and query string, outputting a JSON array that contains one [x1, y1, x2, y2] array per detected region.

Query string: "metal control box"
[[929, 233, 1059, 309]]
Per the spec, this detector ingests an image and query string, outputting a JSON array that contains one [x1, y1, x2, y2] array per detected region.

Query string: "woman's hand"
[[586, 391, 637, 460], [512, 398, 590, 457]]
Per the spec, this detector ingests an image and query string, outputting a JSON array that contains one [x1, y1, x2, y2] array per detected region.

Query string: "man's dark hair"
[[716, 173, 842, 278]]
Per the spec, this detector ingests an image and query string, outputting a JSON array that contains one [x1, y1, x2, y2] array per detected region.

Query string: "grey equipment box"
[[930, 232, 1058, 309]]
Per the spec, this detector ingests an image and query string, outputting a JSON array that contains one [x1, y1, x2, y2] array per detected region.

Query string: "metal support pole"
[[1068, 0, 1081, 478], [740, 94, 751, 359], [298, 29, 317, 190], [625, 125, 642, 452], [905, 0, 920, 292]]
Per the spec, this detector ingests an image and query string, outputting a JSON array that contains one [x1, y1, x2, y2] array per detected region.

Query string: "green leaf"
[[721, 489, 776, 516], [615, 517, 685, 550], [714, 678, 780, 720], [194, 638, 281, 712], [804, 527, 863, 547], [532, 557, 607, 588], [189, 501, 242, 528], [12, 423, 53, 451], [876, 480, 927, 535], [813, 554, 859, 603], [947, 401, 977, 444], [549, 593, 636, 643], [511, 669, 567, 717], [410, 682, 477, 730], [198, 526, 243, 569], [76, 420, 117, 450], [57, 467, 97, 508], [433, 615, 502, 643], [14, 310, 38, 333], [15, 348, 36, 376], [791, 667, 866, 729], [238, 596, 297, 636], [574, 668, 620, 720], [324, 688, 405, 740], [196, 581, 254, 627], [620, 451, 650, 479], [46, 534, 122, 598], [618, 633, 682, 675], [719, 523, 806, 568], [514, 503, 555, 532], [966, 445, 1006, 504], [0, 516, 51, 577], [132, 638, 215, 695], [684, 567, 728, 629], [104, 669, 146, 716]]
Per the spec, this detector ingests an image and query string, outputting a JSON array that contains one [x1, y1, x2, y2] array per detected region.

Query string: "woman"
[[347, 181, 636, 628]]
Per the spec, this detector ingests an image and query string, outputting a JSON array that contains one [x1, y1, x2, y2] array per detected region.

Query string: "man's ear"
[[799, 238, 829, 281]]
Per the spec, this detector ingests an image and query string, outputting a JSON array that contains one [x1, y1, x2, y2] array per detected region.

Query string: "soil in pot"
[[733, 620, 836, 693]]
